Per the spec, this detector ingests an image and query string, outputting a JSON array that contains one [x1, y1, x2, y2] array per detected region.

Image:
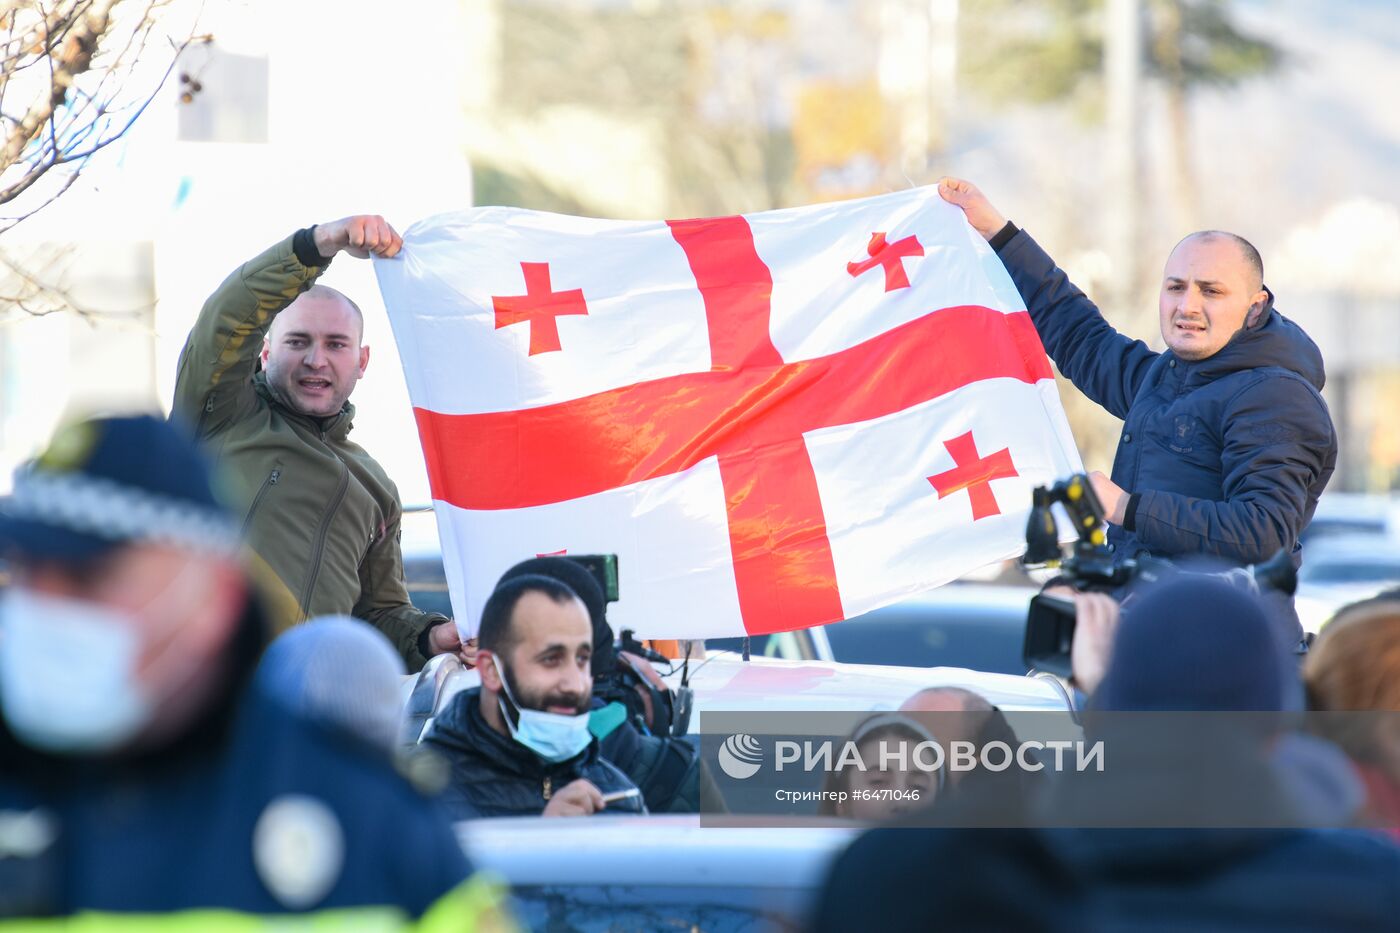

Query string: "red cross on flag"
[[375, 187, 1082, 640]]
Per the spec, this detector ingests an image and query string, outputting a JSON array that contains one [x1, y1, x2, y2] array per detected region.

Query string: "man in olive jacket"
[[173, 216, 465, 671]]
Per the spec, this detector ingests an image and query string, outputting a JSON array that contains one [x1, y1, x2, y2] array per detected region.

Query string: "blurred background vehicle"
[[1300, 493, 1400, 545], [819, 584, 1035, 676], [401, 506, 454, 619], [1296, 532, 1400, 634]]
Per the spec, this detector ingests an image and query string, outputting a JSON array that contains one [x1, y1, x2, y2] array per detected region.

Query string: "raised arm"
[[171, 216, 402, 435], [938, 178, 1157, 421]]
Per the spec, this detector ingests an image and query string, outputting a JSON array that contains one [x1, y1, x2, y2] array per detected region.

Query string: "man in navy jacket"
[[939, 178, 1336, 650]]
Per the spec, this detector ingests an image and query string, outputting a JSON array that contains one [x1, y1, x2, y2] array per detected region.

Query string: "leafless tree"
[[0, 0, 204, 318]]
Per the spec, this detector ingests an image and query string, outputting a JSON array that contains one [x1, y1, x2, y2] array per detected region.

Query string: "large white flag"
[[375, 187, 1082, 639]]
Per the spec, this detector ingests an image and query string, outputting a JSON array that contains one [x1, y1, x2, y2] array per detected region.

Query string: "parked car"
[[1302, 492, 1400, 544], [819, 584, 1036, 676], [401, 505, 453, 618], [1295, 533, 1400, 633], [401, 651, 1074, 747], [402, 506, 1037, 676]]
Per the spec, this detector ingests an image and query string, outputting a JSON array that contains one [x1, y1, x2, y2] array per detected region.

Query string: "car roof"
[[667, 656, 1070, 713], [406, 654, 1072, 744], [457, 814, 855, 888]]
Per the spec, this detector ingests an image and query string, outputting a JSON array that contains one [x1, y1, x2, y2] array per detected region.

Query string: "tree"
[[961, 0, 1283, 229], [1, 0, 204, 317]]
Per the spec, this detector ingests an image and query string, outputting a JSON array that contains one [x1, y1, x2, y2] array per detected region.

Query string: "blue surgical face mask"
[[0, 587, 153, 754], [492, 657, 592, 763]]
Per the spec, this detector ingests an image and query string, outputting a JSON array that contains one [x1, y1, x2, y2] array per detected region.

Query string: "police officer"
[[0, 415, 506, 925]]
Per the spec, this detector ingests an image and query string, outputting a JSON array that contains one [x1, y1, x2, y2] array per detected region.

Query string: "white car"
[[1296, 533, 1400, 633]]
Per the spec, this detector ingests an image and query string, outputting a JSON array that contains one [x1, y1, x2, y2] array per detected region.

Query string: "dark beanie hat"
[[497, 557, 615, 675], [0, 414, 237, 562], [1094, 575, 1295, 712]]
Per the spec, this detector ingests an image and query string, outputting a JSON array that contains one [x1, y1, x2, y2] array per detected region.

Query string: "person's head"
[[255, 615, 407, 753], [1159, 231, 1269, 361], [820, 714, 941, 820], [1304, 597, 1400, 779], [496, 556, 615, 676], [476, 574, 594, 729], [260, 285, 369, 418], [900, 687, 996, 787], [0, 415, 249, 755], [1093, 575, 1294, 712]]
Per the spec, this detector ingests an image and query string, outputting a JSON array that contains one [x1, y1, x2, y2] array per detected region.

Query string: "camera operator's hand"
[[1070, 592, 1121, 696], [1089, 471, 1129, 526]]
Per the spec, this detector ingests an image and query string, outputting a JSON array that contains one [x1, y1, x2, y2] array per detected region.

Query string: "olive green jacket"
[[172, 232, 445, 671]]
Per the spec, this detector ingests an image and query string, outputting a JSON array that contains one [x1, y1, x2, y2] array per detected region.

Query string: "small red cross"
[[492, 261, 589, 355], [847, 231, 924, 292], [927, 431, 1019, 521]]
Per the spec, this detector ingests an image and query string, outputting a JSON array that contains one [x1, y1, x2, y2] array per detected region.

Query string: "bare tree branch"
[[0, 0, 202, 320]]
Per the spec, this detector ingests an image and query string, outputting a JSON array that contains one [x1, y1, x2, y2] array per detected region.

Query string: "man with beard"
[[172, 215, 467, 671], [939, 178, 1336, 652], [425, 574, 644, 818], [0, 415, 501, 924]]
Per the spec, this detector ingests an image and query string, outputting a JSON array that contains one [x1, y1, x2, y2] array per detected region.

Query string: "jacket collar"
[[252, 373, 355, 441], [431, 686, 599, 779], [1172, 286, 1327, 391]]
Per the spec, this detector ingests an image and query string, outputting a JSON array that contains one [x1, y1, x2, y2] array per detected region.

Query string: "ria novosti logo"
[[717, 733, 764, 780]]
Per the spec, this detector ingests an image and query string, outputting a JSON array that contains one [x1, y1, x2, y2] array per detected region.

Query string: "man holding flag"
[[938, 177, 1336, 651], [173, 215, 469, 671]]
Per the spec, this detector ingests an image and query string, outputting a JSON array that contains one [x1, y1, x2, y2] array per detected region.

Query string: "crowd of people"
[[0, 187, 1396, 932]]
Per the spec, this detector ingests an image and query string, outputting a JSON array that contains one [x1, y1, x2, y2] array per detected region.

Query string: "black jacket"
[[426, 687, 644, 819], [595, 700, 701, 813]]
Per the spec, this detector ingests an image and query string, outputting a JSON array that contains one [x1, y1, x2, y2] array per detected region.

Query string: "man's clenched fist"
[[313, 215, 403, 260]]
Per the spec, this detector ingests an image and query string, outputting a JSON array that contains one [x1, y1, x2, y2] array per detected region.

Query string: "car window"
[[506, 883, 809, 932], [403, 555, 454, 618], [824, 607, 1029, 675]]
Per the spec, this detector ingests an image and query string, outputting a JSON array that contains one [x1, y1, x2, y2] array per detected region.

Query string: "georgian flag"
[[374, 187, 1082, 640]]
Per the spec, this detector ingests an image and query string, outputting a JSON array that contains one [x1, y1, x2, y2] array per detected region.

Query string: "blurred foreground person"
[[255, 614, 407, 754], [0, 415, 506, 926], [812, 577, 1400, 933], [1306, 595, 1400, 839], [425, 575, 644, 818]]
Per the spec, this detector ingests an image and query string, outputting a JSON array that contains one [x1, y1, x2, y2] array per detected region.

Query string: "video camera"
[[565, 553, 694, 738], [1019, 474, 1297, 678]]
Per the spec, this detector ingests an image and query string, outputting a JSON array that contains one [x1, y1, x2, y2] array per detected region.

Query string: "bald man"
[[940, 179, 1336, 651], [173, 217, 466, 671]]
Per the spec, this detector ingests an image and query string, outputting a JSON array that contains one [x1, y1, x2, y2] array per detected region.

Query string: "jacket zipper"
[[298, 466, 349, 613], [194, 395, 216, 437], [542, 776, 552, 801], [239, 469, 280, 538]]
